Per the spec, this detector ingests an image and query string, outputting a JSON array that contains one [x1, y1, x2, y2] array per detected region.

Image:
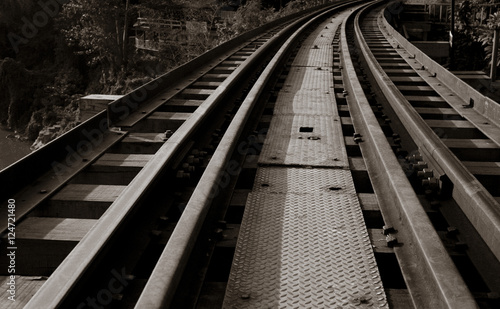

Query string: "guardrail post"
[[491, 28, 499, 81]]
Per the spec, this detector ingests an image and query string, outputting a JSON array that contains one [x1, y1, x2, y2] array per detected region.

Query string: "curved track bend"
[[0, 1, 499, 308]]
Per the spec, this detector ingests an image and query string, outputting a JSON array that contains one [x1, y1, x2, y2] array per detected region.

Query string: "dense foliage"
[[453, 0, 500, 70], [0, 0, 321, 146]]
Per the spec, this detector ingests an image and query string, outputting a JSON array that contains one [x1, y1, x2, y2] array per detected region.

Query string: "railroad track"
[[0, 0, 499, 308]]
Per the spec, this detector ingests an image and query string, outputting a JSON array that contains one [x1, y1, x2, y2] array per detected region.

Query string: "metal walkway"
[[223, 11, 388, 309]]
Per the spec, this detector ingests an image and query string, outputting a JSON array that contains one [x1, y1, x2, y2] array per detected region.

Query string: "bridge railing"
[[383, 4, 500, 126]]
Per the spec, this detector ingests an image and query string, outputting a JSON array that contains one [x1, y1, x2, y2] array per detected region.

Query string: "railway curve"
[[0, 1, 499, 308]]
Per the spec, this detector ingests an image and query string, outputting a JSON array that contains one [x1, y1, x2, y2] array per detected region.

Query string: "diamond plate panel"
[[253, 167, 355, 195], [259, 115, 348, 167], [292, 17, 335, 67], [292, 45, 333, 68], [274, 90, 337, 116], [223, 192, 388, 308], [292, 12, 349, 67], [281, 67, 334, 93]]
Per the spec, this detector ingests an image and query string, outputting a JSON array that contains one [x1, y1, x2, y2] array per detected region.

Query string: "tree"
[[217, 0, 277, 43], [57, 0, 130, 74], [479, 11, 500, 70]]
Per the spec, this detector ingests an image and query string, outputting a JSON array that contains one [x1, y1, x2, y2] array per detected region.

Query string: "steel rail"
[[379, 6, 500, 130], [22, 22, 287, 309], [354, 1, 500, 263], [106, 2, 340, 128], [134, 2, 364, 307], [0, 111, 126, 233], [341, 2, 478, 308], [0, 0, 333, 231], [23, 2, 356, 308]]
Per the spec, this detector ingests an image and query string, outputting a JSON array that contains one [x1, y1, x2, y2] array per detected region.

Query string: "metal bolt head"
[[417, 168, 433, 178], [382, 225, 395, 235], [386, 234, 398, 247], [407, 154, 423, 163], [423, 177, 439, 189], [415, 161, 428, 170]]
